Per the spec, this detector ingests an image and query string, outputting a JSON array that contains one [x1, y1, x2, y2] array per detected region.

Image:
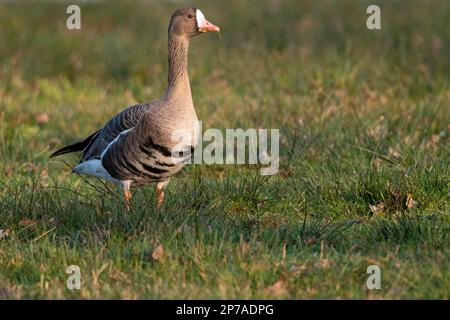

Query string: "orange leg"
[[124, 189, 132, 211], [122, 181, 132, 211], [156, 180, 169, 209], [155, 185, 164, 209]]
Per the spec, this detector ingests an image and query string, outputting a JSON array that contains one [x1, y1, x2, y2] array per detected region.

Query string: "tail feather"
[[50, 130, 99, 158]]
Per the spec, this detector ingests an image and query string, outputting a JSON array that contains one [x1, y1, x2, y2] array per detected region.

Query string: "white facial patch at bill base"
[[196, 9, 206, 29]]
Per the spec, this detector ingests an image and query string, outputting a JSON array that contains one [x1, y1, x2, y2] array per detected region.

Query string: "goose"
[[50, 8, 220, 210]]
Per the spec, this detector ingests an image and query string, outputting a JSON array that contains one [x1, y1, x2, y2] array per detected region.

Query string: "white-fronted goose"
[[50, 8, 220, 210]]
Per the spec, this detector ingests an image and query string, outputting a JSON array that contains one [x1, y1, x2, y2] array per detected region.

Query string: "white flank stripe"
[[100, 128, 133, 159]]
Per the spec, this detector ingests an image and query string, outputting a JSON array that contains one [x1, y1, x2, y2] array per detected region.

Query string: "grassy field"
[[0, 0, 449, 299]]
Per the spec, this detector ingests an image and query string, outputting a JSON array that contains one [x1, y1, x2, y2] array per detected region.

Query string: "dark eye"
[[187, 14, 193, 19]]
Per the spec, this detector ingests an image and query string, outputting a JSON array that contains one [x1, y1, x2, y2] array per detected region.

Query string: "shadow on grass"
[[363, 212, 449, 249], [1, 171, 447, 252], [0, 172, 356, 251]]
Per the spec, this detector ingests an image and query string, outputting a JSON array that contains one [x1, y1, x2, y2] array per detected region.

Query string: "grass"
[[0, 0, 449, 299]]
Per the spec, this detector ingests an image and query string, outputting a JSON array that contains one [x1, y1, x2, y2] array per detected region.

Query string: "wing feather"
[[81, 103, 150, 161]]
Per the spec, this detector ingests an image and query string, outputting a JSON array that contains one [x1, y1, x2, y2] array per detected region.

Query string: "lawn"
[[0, 0, 449, 299]]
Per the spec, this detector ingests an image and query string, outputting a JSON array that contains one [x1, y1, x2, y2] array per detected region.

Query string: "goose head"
[[169, 8, 220, 39]]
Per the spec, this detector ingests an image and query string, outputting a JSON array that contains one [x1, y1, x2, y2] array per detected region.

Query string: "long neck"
[[165, 35, 192, 101]]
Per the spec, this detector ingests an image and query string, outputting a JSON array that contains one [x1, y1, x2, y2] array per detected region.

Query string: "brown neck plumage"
[[166, 35, 191, 100]]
